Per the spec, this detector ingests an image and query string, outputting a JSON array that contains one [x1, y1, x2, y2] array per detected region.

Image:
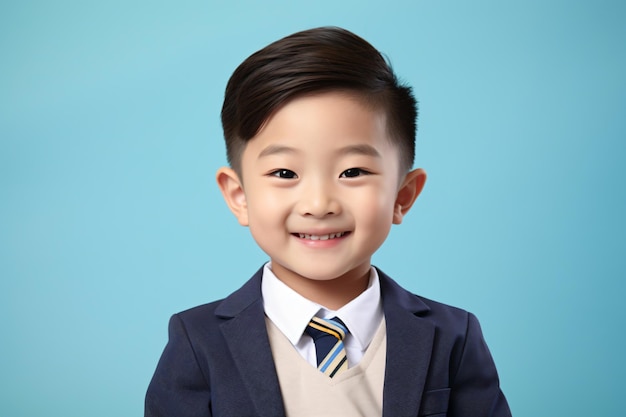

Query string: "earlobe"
[[393, 168, 427, 224], [216, 167, 249, 226]]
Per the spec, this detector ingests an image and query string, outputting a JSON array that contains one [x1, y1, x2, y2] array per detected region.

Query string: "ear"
[[393, 168, 427, 225], [216, 167, 249, 226]]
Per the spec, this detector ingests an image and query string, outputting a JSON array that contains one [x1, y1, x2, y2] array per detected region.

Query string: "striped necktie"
[[305, 317, 349, 378]]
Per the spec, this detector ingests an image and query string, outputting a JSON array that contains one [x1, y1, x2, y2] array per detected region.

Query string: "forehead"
[[249, 92, 389, 150]]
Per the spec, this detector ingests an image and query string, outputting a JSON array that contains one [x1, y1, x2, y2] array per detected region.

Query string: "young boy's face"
[[218, 92, 425, 292]]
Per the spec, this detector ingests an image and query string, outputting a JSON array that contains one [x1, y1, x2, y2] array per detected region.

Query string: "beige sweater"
[[266, 317, 387, 417]]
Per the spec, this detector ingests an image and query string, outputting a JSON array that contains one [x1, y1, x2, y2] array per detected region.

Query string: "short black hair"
[[221, 26, 417, 175]]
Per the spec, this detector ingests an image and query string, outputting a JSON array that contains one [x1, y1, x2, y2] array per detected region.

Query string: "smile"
[[296, 232, 348, 241]]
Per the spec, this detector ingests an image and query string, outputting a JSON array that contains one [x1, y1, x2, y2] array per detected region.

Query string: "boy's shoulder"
[[173, 267, 266, 327], [376, 267, 475, 334]]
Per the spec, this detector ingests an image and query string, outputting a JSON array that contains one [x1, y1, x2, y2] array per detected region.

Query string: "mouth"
[[293, 232, 349, 241]]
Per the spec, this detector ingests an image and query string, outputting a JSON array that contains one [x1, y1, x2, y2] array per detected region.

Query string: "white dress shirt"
[[261, 262, 383, 368]]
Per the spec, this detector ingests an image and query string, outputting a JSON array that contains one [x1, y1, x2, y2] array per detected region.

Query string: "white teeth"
[[297, 232, 345, 240]]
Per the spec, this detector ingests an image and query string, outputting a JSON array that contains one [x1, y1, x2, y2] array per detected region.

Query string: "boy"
[[146, 27, 511, 416]]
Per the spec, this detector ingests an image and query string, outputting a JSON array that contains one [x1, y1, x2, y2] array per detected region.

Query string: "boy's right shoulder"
[[175, 297, 227, 321], [173, 266, 265, 325]]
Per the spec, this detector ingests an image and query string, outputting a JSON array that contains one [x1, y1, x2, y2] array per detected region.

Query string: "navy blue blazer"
[[145, 268, 511, 416]]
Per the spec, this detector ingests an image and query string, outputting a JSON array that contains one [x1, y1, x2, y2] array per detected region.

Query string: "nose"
[[297, 179, 341, 218]]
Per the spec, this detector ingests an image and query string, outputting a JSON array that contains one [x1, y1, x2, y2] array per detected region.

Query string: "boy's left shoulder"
[[377, 267, 482, 336]]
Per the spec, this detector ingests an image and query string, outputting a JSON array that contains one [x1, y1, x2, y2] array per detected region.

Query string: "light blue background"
[[1, 1, 624, 415]]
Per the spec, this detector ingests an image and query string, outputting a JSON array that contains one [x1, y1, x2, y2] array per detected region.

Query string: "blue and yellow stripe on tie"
[[306, 317, 349, 378]]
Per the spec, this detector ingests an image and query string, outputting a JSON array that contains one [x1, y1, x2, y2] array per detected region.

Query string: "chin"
[[294, 266, 362, 282], [302, 273, 346, 282]]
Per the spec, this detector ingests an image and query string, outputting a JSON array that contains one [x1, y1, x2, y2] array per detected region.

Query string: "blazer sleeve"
[[448, 313, 512, 417], [145, 314, 212, 417]]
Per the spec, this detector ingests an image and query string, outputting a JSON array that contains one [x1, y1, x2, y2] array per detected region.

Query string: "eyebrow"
[[338, 144, 381, 158], [258, 144, 298, 159], [257, 143, 381, 159]]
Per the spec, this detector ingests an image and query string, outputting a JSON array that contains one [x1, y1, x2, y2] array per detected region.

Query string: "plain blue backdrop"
[[1, 0, 624, 415]]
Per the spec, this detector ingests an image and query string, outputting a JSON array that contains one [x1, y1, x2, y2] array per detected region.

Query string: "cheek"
[[351, 189, 396, 226], [246, 191, 286, 227]]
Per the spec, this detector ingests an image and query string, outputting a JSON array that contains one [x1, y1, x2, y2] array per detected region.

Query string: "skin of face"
[[217, 92, 426, 309]]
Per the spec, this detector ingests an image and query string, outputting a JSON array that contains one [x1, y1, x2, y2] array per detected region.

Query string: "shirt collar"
[[261, 262, 383, 351]]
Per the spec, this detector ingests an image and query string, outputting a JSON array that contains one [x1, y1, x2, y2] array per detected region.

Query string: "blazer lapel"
[[378, 270, 435, 417], [215, 270, 286, 417]]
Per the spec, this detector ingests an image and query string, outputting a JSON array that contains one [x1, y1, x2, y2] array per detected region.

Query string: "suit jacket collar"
[[214, 267, 265, 318], [377, 268, 435, 417], [214, 267, 435, 417], [214, 268, 286, 417]]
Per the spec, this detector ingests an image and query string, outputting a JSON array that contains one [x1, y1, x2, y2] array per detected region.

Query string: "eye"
[[269, 169, 298, 179], [340, 168, 370, 178]]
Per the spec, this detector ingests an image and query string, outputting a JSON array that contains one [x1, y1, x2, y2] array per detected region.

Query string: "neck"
[[273, 266, 371, 310]]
